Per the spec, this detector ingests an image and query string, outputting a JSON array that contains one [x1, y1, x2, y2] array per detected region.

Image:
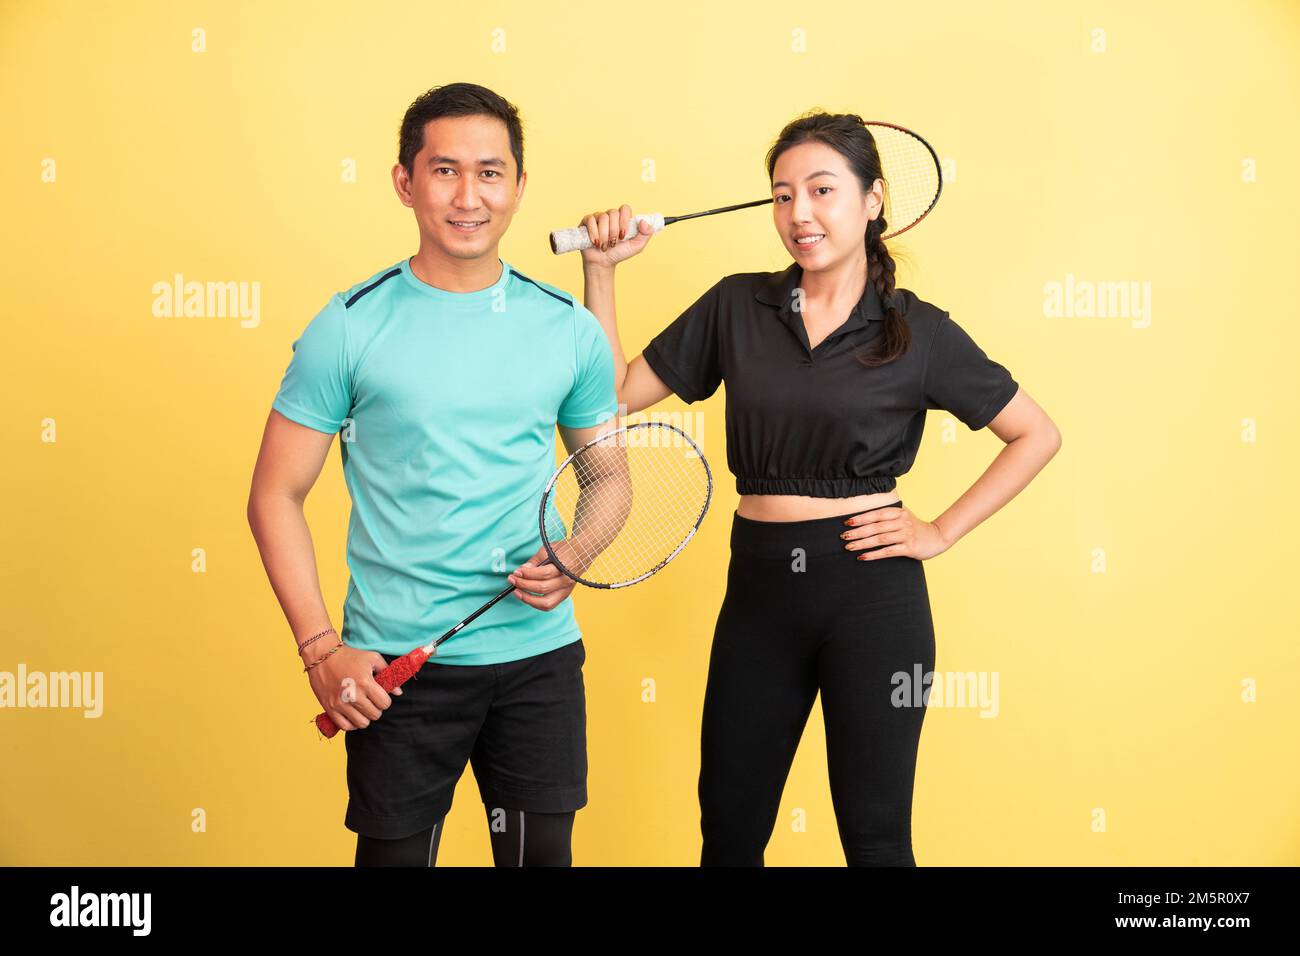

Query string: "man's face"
[[394, 114, 526, 260]]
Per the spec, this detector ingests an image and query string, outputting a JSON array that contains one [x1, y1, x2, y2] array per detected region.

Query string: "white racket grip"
[[550, 213, 665, 254]]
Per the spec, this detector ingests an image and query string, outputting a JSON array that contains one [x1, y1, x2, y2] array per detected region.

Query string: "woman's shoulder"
[[706, 262, 802, 307], [659, 268, 793, 318], [716, 266, 794, 295], [893, 287, 949, 335]]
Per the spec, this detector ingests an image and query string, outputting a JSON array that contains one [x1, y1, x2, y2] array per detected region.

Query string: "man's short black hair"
[[398, 82, 524, 182]]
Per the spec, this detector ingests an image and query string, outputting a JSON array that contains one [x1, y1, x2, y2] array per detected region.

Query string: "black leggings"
[[354, 807, 575, 866], [699, 500, 935, 866]]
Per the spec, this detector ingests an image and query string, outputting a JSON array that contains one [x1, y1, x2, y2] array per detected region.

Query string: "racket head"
[[864, 120, 943, 240], [539, 421, 712, 589]]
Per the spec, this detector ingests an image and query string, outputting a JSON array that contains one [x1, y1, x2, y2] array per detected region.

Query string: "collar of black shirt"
[[753, 261, 886, 342]]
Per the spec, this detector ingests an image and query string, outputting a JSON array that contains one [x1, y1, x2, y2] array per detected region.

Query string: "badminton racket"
[[313, 421, 712, 738], [548, 120, 943, 254]]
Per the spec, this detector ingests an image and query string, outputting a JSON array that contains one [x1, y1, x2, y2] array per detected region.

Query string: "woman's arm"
[[846, 390, 1061, 562], [583, 262, 672, 414], [930, 389, 1061, 548], [579, 205, 673, 415]]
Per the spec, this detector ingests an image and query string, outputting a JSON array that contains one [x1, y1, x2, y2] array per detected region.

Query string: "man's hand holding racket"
[[508, 541, 580, 611], [305, 643, 404, 734]]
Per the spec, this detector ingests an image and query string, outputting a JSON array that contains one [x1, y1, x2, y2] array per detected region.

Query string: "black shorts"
[[343, 638, 588, 840]]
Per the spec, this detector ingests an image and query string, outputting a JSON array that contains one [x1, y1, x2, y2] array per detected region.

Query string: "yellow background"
[[3, 0, 1297, 865]]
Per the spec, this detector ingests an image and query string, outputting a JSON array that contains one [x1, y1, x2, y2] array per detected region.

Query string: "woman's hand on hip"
[[840, 503, 950, 561]]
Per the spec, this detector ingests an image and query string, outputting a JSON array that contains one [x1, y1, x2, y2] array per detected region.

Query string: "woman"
[[577, 112, 1061, 866]]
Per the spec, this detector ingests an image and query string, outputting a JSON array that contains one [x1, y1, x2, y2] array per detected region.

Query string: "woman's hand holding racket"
[[578, 204, 655, 268], [551, 122, 943, 256], [305, 643, 404, 734]]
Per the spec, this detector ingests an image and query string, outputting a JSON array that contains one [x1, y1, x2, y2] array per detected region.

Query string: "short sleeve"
[[557, 304, 619, 428], [271, 294, 353, 434], [922, 313, 1019, 430], [640, 279, 724, 404]]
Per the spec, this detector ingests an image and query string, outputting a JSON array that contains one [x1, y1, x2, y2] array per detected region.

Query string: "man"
[[246, 82, 619, 866]]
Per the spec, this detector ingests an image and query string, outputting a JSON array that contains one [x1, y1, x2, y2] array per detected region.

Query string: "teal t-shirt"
[[271, 256, 619, 665]]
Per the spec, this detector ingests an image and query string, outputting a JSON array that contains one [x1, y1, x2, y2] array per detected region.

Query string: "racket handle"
[[550, 213, 665, 255], [313, 647, 432, 739]]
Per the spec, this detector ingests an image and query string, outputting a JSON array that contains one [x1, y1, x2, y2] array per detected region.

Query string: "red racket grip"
[[313, 647, 431, 739]]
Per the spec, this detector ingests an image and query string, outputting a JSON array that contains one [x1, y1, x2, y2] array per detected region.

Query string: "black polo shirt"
[[640, 261, 1020, 498]]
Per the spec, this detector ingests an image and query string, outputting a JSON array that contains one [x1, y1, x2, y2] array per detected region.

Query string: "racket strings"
[[549, 446, 699, 580], [543, 424, 710, 586], [869, 124, 942, 238]]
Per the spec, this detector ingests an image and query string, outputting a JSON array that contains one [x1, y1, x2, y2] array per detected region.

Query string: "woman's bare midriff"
[[736, 491, 902, 522]]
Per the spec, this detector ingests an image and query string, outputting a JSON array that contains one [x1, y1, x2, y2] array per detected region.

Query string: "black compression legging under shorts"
[[698, 500, 936, 866], [354, 807, 575, 867]]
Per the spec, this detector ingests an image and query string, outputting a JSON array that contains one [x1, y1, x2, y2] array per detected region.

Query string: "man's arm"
[[507, 414, 622, 609], [246, 409, 395, 731], [556, 415, 632, 571], [246, 409, 339, 646], [557, 414, 619, 457]]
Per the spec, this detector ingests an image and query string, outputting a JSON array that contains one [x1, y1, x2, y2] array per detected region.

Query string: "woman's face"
[[770, 140, 883, 272]]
